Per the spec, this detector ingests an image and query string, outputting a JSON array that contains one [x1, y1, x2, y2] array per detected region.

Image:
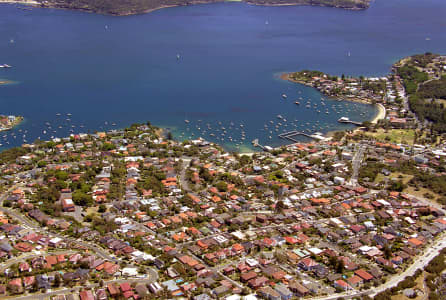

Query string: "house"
[[274, 283, 293, 300], [7, 278, 23, 294], [355, 269, 374, 281], [248, 276, 269, 289], [258, 286, 281, 300], [148, 282, 163, 294], [241, 271, 257, 282], [79, 290, 94, 300], [298, 257, 318, 271], [95, 289, 107, 300], [61, 198, 75, 212], [135, 283, 149, 297], [288, 280, 309, 297], [107, 283, 120, 297], [212, 285, 229, 297], [347, 275, 363, 287], [334, 279, 351, 291]]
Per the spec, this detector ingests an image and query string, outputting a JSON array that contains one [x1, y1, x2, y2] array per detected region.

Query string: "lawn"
[[374, 172, 413, 185], [366, 129, 416, 145], [374, 172, 440, 201]]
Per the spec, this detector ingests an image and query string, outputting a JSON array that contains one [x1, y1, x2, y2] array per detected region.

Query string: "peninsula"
[[0, 115, 23, 132], [283, 53, 446, 132], [7, 0, 370, 16]]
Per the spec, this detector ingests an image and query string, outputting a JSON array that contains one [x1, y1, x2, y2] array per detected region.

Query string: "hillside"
[[36, 0, 370, 15]]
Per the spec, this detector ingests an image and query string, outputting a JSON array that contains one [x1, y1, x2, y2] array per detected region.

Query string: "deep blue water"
[[0, 0, 445, 151]]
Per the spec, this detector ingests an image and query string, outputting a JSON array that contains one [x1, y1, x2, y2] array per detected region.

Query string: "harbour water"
[[1, 0, 445, 151]]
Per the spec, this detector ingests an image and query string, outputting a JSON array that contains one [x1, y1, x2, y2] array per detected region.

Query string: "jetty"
[[278, 131, 327, 142], [338, 117, 362, 126], [252, 139, 272, 152]]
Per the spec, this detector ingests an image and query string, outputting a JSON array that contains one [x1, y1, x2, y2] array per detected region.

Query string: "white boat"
[[0, 64, 12, 68], [282, 94, 287, 99]]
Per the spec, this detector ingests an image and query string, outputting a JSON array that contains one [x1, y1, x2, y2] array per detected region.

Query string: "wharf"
[[252, 139, 272, 152], [278, 131, 326, 142], [338, 117, 362, 126]]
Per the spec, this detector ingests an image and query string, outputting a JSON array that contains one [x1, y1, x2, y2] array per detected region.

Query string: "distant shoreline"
[[1, 0, 370, 16], [0, 0, 38, 5]]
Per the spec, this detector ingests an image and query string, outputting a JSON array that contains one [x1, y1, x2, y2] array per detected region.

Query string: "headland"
[[0, 115, 24, 132], [4, 0, 370, 16]]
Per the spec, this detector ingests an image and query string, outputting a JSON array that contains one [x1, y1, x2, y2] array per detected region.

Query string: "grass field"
[[375, 172, 440, 201], [365, 129, 416, 145]]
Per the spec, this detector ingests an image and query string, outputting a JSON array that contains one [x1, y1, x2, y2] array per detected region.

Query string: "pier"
[[278, 131, 327, 142], [338, 117, 362, 126], [252, 139, 272, 152]]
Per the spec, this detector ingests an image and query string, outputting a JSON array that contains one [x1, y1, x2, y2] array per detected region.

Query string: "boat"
[[177, 54, 181, 60], [277, 115, 283, 119], [282, 94, 287, 99], [295, 101, 300, 105], [0, 64, 11, 68], [338, 117, 350, 122]]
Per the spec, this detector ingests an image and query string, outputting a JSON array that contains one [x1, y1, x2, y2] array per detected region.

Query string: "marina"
[[278, 130, 328, 143]]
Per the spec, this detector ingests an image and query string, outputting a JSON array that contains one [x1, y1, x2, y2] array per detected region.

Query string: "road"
[[0, 205, 114, 261], [187, 251, 243, 290], [0, 250, 76, 272], [179, 158, 192, 192], [0, 185, 114, 261], [311, 232, 446, 300], [348, 143, 366, 186]]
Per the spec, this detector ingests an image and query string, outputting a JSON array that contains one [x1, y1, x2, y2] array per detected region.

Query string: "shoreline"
[[280, 73, 375, 105], [280, 73, 386, 124], [0, 116, 24, 132], [371, 103, 386, 124], [0, 80, 15, 86], [1, 0, 369, 16], [0, 0, 39, 4]]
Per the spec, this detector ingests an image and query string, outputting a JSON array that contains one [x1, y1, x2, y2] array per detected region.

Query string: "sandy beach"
[[371, 103, 386, 124]]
